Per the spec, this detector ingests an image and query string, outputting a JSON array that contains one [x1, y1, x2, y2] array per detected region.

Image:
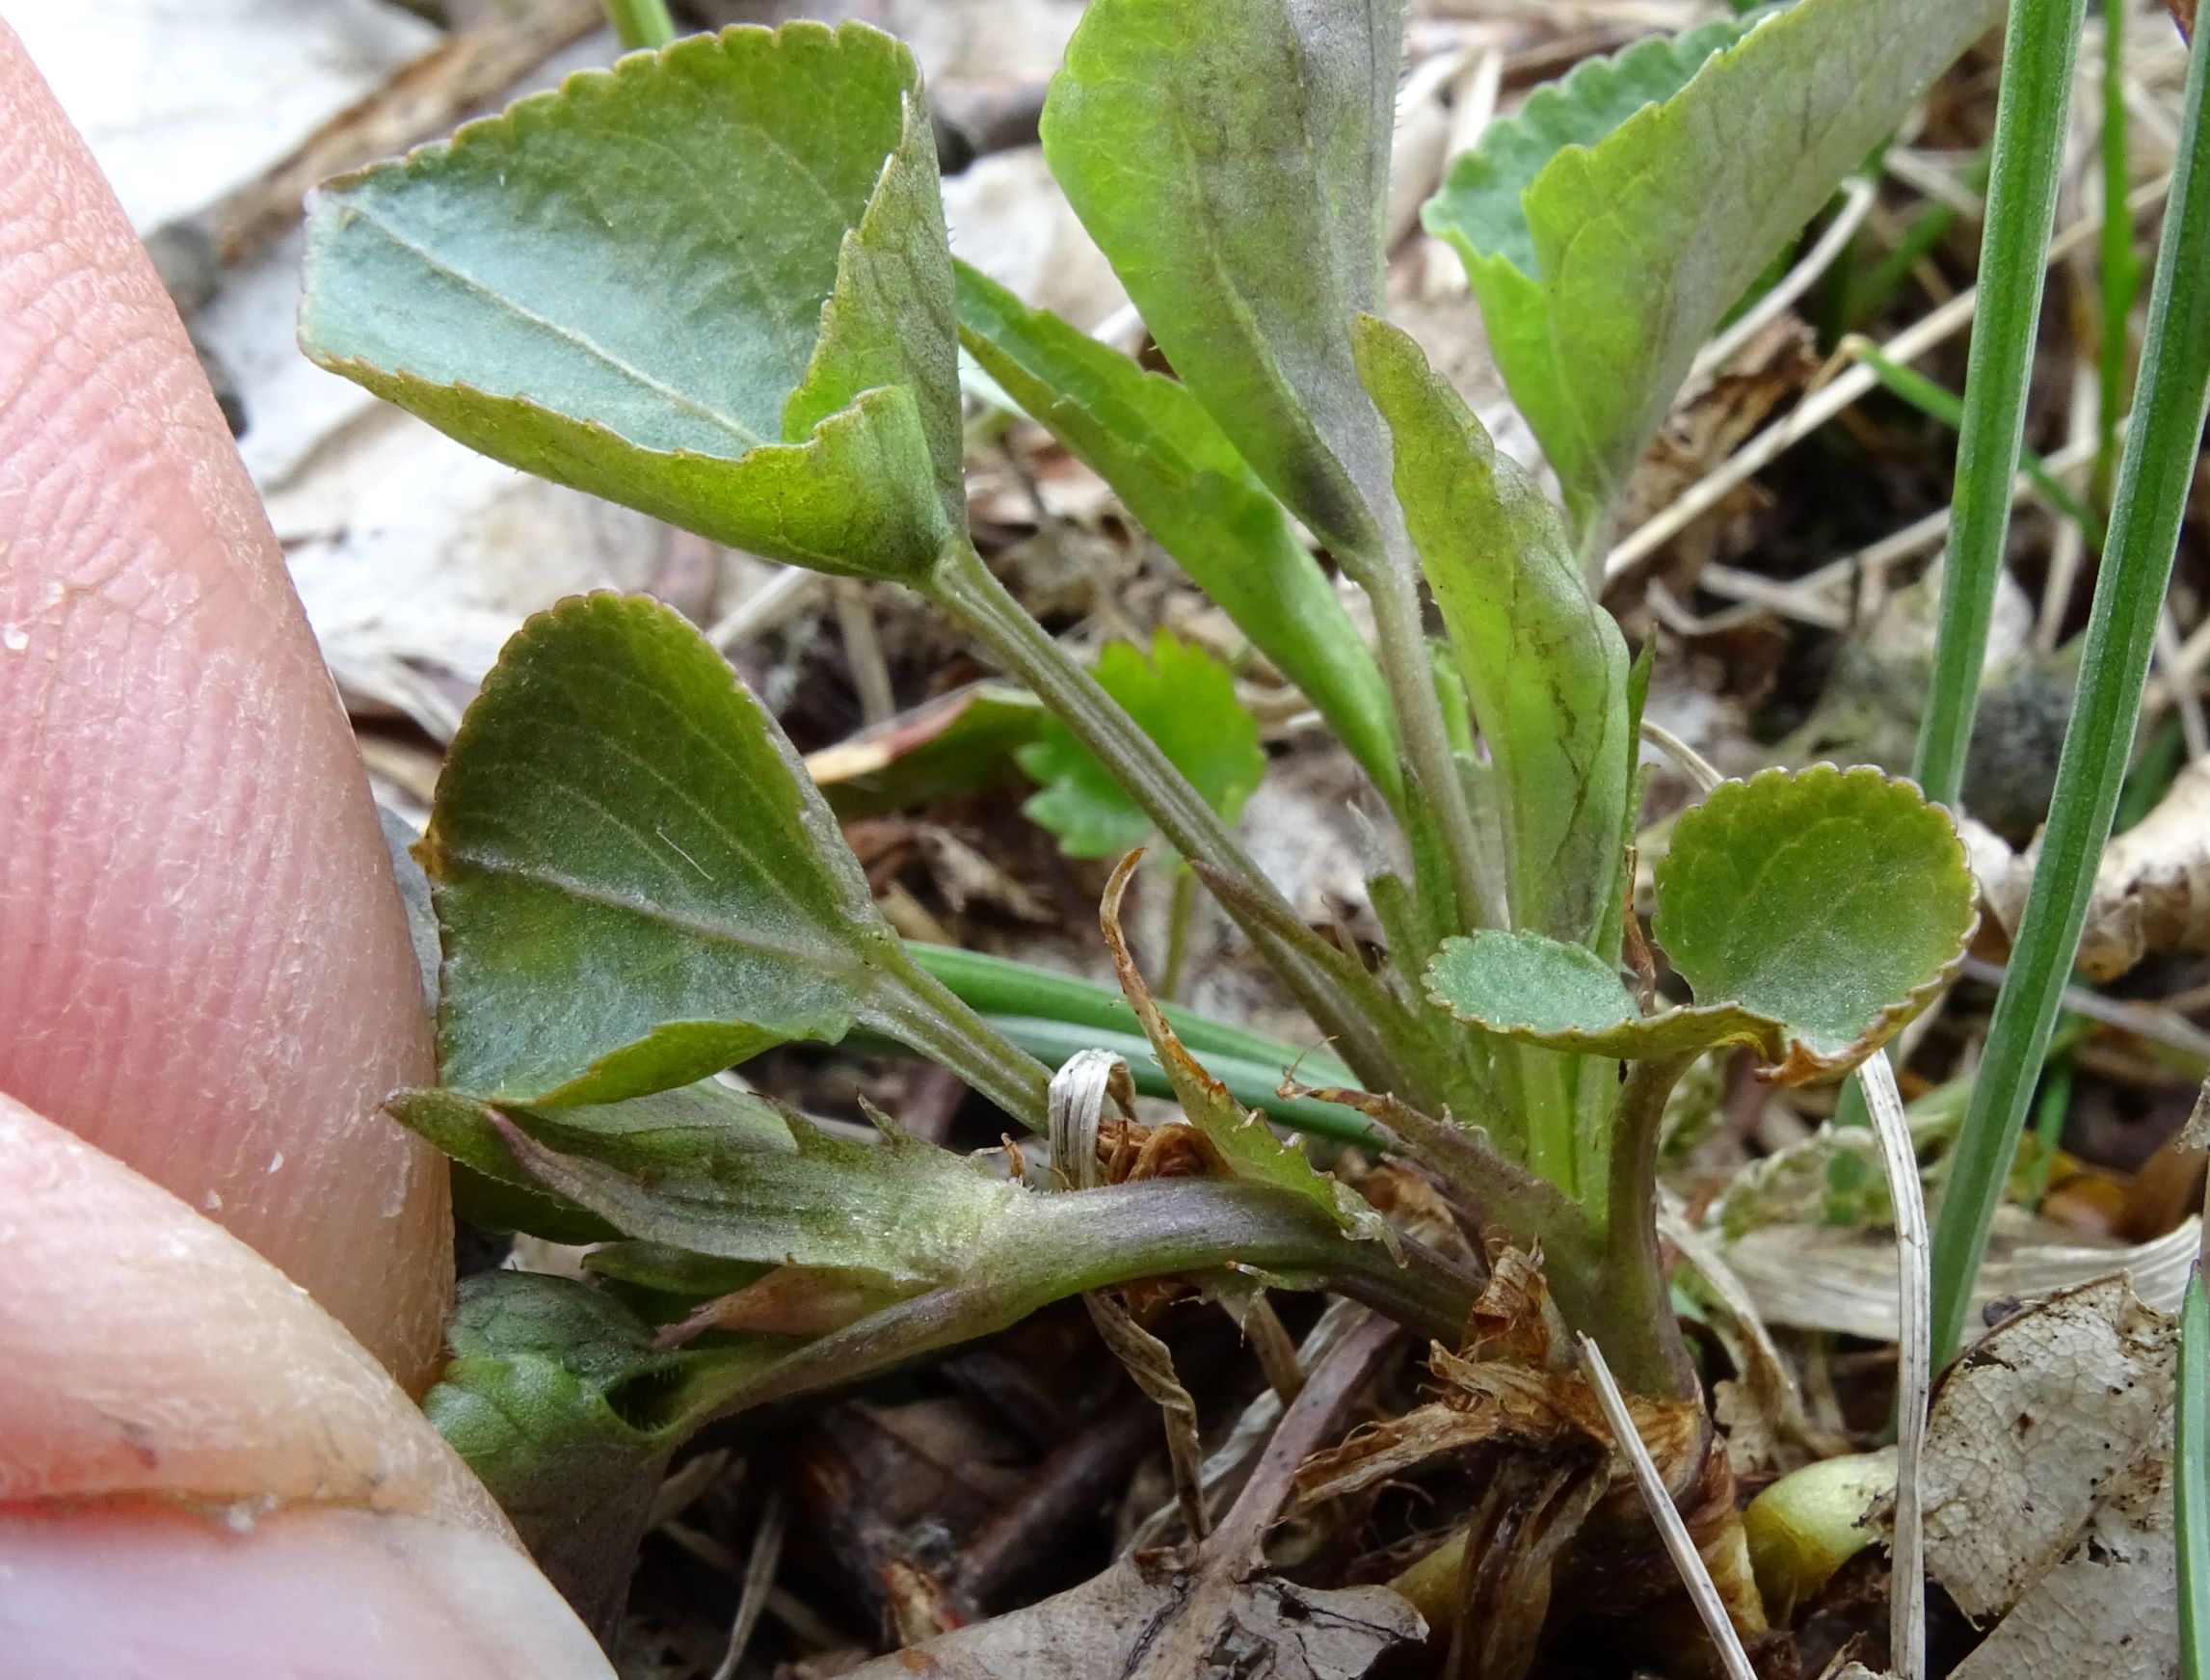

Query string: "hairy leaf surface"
[[1424, 0, 2004, 526], [301, 22, 960, 578], [423, 594, 1028, 1111], [1040, 0, 1400, 558], [1354, 316, 1631, 947]]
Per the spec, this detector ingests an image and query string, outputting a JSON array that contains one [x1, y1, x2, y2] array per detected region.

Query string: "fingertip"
[[0, 1504, 615, 1680], [0, 19, 450, 1385]]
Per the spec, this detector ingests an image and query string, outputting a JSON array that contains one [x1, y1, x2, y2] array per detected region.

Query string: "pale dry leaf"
[[944, 147, 1129, 333], [1919, 1275, 2175, 1624], [838, 1556, 1422, 1680], [3, 0, 437, 229], [1716, 1213, 2197, 1340], [1946, 1445, 2175, 1680], [1966, 758, 2210, 980]]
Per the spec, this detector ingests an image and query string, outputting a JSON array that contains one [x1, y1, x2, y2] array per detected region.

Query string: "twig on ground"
[[1575, 1333, 1759, 1680], [1856, 1053, 1929, 1680]]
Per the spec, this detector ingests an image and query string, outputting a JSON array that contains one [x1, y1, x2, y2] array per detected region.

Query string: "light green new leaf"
[[1017, 632, 1265, 861], [423, 593, 1045, 1118], [1425, 928, 1790, 1063], [1353, 316, 1631, 947], [301, 22, 961, 579], [955, 262, 1399, 796], [1654, 765, 1977, 1080], [1427, 766, 1977, 1080], [1040, 0, 1399, 560], [1424, 0, 2004, 527]]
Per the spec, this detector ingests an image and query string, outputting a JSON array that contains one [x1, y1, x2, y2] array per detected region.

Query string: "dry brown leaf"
[[1965, 758, 2210, 980]]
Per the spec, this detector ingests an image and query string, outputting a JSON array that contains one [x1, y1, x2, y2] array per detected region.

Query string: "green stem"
[[1160, 864, 1198, 1001], [929, 539, 1419, 1092], [660, 1178, 1480, 1432], [1591, 1053, 1700, 1401], [1914, 0, 2089, 810], [1362, 552, 1498, 931], [1929, 18, 2210, 1369], [870, 955, 1052, 1133], [2097, 0, 2143, 510], [1854, 342, 2104, 541], [602, 0, 676, 51], [904, 943, 1357, 1087]]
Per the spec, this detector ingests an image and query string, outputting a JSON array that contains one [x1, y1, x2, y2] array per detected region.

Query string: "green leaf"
[[1015, 631, 1265, 861], [495, 1096, 1020, 1286], [386, 1087, 621, 1243], [1654, 765, 1977, 1080], [954, 261, 1399, 796], [1040, 0, 1399, 558], [423, 593, 1044, 1118], [301, 23, 961, 580], [1426, 766, 1977, 1080], [1424, 0, 2004, 527], [1352, 316, 1632, 947], [1425, 928, 1788, 1063], [425, 1273, 679, 1625]]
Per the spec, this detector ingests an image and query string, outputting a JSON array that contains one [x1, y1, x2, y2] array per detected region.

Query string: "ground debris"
[[1914, 1276, 2179, 1680]]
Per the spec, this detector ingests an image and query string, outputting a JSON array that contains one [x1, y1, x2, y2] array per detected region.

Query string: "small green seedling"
[[300, 0, 1992, 1594]]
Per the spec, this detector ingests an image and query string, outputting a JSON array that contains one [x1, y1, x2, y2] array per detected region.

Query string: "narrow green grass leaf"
[[1424, 0, 2004, 528], [1929, 26, 2210, 1369], [2181, 1270, 2210, 1680], [1654, 766, 1978, 1080], [1353, 315, 1632, 947], [954, 261, 1400, 796], [1914, 0, 2089, 809], [301, 23, 960, 578], [1016, 632, 1265, 860], [1040, 0, 1399, 556], [423, 594, 1046, 1121]]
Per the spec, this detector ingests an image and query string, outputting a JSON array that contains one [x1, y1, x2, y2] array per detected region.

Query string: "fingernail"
[[0, 1502, 615, 1679]]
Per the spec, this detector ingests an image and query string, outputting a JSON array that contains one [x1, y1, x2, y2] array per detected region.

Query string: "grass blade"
[[1914, 0, 2088, 808], [1929, 19, 2210, 1368]]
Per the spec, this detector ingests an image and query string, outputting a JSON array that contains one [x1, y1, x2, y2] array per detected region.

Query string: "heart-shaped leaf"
[[1040, 0, 1400, 562], [1017, 631, 1265, 861], [422, 593, 1047, 1120], [955, 261, 1399, 796], [1426, 765, 1976, 1080], [1353, 315, 1633, 947], [1423, 0, 2004, 529], [301, 22, 960, 580]]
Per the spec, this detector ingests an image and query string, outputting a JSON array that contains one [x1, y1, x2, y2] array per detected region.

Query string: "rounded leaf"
[[1653, 764, 1977, 1080]]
